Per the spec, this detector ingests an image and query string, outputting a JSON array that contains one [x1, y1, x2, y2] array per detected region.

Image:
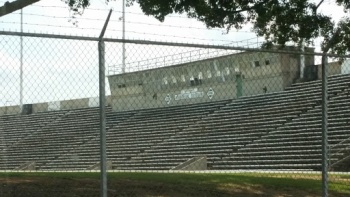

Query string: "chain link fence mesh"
[[0, 32, 350, 196]]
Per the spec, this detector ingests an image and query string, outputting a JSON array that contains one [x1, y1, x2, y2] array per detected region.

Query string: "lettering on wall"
[[164, 88, 215, 104], [174, 88, 204, 101]]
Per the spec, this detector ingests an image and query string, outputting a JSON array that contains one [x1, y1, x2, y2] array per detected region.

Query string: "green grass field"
[[0, 172, 349, 196]]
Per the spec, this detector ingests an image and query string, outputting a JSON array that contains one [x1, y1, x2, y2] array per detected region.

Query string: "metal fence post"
[[99, 9, 113, 197], [321, 55, 329, 197], [98, 39, 107, 197]]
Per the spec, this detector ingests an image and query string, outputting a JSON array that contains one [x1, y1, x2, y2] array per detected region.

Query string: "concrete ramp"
[[331, 154, 350, 171], [87, 161, 113, 170], [14, 162, 36, 170], [172, 156, 207, 171]]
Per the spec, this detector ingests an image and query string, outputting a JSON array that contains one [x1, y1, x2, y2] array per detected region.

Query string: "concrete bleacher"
[[0, 74, 350, 171], [212, 73, 350, 170], [0, 107, 107, 170], [111, 73, 350, 171], [100, 100, 229, 170], [0, 110, 67, 169], [36, 100, 229, 170], [40, 108, 137, 170], [128, 83, 322, 170]]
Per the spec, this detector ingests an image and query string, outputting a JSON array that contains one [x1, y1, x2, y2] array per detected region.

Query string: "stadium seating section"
[[1, 74, 350, 171]]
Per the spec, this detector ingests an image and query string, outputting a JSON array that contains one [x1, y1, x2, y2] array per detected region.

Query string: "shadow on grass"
[[0, 172, 349, 197]]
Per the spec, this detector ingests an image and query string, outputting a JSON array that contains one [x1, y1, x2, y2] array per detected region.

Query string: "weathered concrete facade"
[[0, 48, 318, 115], [108, 48, 315, 111], [0, 96, 113, 115], [317, 61, 342, 79]]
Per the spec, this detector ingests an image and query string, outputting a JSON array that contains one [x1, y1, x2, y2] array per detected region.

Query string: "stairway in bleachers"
[[212, 74, 350, 170], [40, 107, 137, 170], [129, 81, 323, 170], [1, 74, 350, 171], [111, 100, 230, 170]]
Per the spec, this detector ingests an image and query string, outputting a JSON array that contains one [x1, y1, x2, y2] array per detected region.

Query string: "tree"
[[0, 0, 90, 17], [127, 0, 350, 55], [1, 0, 350, 56], [0, 0, 39, 17]]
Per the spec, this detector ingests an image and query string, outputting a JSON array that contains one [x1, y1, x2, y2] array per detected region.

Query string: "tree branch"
[[323, 28, 341, 53], [316, 0, 324, 10], [0, 0, 40, 18]]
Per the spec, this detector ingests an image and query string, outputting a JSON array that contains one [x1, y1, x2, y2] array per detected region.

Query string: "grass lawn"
[[0, 172, 349, 196]]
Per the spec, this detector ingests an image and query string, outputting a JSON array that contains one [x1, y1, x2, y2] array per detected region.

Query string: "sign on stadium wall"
[[175, 88, 204, 101], [165, 88, 215, 104]]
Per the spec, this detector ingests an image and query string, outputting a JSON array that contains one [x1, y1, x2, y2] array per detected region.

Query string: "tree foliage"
[[1, 0, 349, 55], [62, 0, 90, 13], [126, 0, 350, 55]]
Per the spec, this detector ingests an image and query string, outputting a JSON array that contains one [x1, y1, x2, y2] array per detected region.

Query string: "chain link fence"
[[0, 31, 350, 197]]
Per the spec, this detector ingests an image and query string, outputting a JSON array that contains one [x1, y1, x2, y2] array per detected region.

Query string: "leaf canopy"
[[126, 0, 350, 55], [1, 0, 349, 54]]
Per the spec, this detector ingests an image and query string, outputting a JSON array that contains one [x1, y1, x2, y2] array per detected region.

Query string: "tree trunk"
[[0, 0, 40, 17]]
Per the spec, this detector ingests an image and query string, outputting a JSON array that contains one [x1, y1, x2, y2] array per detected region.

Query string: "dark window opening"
[[118, 84, 126, 88], [195, 78, 202, 85], [254, 61, 260, 67], [190, 80, 195, 86], [190, 78, 202, 86], [265, 59, 270, 65]]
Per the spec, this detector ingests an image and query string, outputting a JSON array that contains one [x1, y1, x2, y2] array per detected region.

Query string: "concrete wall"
[[0, 48, 315, 115], [279, 46, 315, 88], [0, 96, 112, 116], [61, 98, 89, 110], [317, 61, 341, 78], [32, 103, 49, 113], [280, 53, 299, 88], [110, 82, 237, 111], [243, 75, 285, 96], [0, 105, 21, 115], [341, 59, 350, 74], [108, 49, 310, 111], [109, 51, 283, 96]]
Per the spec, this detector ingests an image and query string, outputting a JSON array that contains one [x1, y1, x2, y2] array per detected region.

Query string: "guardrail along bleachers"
[[1, 74, 350, 171], [125, 80, 326, 170], [213, 74, 350, 170]]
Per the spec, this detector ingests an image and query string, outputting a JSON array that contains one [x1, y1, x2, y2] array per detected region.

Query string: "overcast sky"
[[0, 0, 348, 107], [0, 0, 261, 43]]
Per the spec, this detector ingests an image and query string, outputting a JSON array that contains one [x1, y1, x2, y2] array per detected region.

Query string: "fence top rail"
[[1, 31, 350, 58]]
